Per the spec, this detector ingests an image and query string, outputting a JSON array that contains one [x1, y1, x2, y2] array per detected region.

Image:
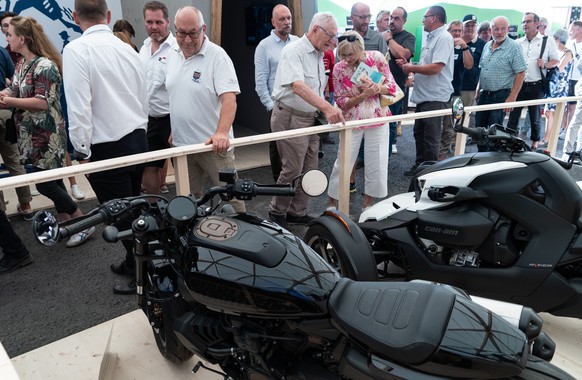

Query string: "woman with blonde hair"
[[0, 16, 94, 247], [326, 30, 397, 211]]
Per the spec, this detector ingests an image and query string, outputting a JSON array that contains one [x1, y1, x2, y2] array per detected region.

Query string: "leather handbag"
[[380, 84, 405, 107]]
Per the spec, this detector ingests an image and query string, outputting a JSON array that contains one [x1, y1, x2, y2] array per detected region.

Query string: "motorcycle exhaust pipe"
[[471, 296, 542, 341]]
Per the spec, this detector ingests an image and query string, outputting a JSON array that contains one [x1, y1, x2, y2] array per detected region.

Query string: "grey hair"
[[309, 12, 336, 31], [175, 6, 204, 25], [376, 10, 390, 23], [478, 20, 491, 33], [491, 16, 509, 27], [553, 28, 569, 44]]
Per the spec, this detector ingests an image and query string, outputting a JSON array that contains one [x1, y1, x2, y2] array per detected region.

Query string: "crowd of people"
[[1, 1, 582, 296]]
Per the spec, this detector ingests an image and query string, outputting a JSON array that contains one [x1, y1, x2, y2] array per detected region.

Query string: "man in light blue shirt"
[[475, 16, 526, 134], [254, 4, 298, 180], [401, 5, 453, 174]]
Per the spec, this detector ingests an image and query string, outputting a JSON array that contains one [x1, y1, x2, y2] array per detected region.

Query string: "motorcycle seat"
[[328, 278, 455, 365]]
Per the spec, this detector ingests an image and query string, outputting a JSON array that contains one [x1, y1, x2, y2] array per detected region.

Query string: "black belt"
[[480, 88, 511, 96], [523, 80, 542, 87], [149, 114, 170, 121], [276, 102, 316, 118]]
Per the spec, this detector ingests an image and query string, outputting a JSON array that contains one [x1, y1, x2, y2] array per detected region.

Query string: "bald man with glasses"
[[350, 2, 387, 55]]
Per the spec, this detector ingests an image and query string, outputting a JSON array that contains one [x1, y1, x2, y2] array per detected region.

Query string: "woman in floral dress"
[[543, 28, 573, 144], [326, 30, 397, 211], [0, 16, 94, 247]]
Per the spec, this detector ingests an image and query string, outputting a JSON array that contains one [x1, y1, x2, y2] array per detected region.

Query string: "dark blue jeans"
[[475, 88, 511, 129], [31, 167, 78, 215], [507, 81, 544, 142], [0, 209, 29, 259], [389, 100, 403, 156], [88, 129, 147, 266], [413, 101, 447, 165]]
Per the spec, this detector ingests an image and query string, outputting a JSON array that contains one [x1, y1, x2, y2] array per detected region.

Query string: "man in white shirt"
[[166, 6, 244, 212], [254, 4, 298, 181], [63, 0, 148, 295], [507, 12, 559, 149], [139, 1, 176, 195]]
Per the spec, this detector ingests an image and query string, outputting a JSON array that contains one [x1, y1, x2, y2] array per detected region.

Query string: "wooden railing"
[[1, 96, 580, 215]]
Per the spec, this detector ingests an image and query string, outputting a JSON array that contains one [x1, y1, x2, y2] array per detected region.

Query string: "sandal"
[[160, 184, 169, 194], [17, 204, 34, 221]]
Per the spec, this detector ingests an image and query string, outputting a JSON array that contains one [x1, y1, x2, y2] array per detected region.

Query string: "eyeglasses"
[[317, 25, 337, 41], [423, 14, 435, 19], [352, 14, 372, 21], [338, 35, 357, 42], [175, 26, 203, 39], [522, 20, 535, 24]]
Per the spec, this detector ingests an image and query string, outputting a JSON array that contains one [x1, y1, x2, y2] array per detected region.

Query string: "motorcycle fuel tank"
[[184, 215, 341, 317]]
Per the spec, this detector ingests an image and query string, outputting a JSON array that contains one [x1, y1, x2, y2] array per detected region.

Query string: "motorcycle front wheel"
[[144, 265, 194, 364], [305, 224, 373, 280]]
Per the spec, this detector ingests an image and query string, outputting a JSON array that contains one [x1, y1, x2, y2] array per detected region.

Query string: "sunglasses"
[[338, 35, 357, 42]]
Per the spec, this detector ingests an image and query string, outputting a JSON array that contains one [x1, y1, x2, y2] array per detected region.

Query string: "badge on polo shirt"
[[192, 70, 202, 83]]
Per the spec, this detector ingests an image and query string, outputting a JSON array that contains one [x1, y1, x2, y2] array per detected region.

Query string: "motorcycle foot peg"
[[192, 361, 226, 377], [532, 331, 556, 362], [518, 307, 543, 341]]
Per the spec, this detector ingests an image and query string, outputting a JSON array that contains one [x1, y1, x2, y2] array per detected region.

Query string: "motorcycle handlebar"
[[57, 198, 149, 240], [552, 156, 573, 170], [252, 184, 295, 197], [59, 210, 108, 239], [453, 124, 488, 141], [51, 180, 298, 243]]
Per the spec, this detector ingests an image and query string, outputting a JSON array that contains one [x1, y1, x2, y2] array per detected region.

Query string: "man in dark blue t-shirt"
[[460, 14, 486, 129], [439, 20, 473, 160]]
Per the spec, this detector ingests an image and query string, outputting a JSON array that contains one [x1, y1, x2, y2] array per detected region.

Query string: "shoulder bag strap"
[[539, 36, 548, 80]]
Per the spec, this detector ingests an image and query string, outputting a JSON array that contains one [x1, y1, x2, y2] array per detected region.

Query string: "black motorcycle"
[[304, 98, 582, 319], [33, 169, 573, 379]]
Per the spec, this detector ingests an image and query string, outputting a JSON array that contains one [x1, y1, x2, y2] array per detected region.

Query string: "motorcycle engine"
[[416, 204, 524, 267]]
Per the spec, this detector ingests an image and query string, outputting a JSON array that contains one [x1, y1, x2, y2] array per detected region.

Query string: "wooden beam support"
[[288, 0, 303, 36], [337, 129, 352, 214], [210, 0, 222, 45]]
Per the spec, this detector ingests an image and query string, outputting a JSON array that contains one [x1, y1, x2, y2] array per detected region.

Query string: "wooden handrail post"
[[337, 128, 352, 214], [453, 106, 471, 156], [173, 155, 190, 196], [548, 101, 566, 157]]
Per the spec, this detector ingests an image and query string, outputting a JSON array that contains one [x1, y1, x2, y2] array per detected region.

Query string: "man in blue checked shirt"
[[474, 16, 526, 134]]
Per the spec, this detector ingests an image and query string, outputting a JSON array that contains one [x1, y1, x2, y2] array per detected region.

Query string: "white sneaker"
[[71, 184, 86, 200], [31, 189, 40, 196], [559, 129, 566, 140], [392, 144, 398, 154], [66, 226, 96, 248]]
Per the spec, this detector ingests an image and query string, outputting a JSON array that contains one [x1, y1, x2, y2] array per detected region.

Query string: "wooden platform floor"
[[1, 310, 581, 379]]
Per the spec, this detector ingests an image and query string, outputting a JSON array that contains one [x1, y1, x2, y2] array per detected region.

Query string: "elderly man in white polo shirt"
[[166, 6, 244, 212]]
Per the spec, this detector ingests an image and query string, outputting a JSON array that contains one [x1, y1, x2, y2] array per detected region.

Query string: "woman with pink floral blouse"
[[326, 31, 397, 211]]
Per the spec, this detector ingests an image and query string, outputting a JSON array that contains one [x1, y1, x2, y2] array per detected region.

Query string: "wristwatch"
[[462, 46, 470, 51]]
